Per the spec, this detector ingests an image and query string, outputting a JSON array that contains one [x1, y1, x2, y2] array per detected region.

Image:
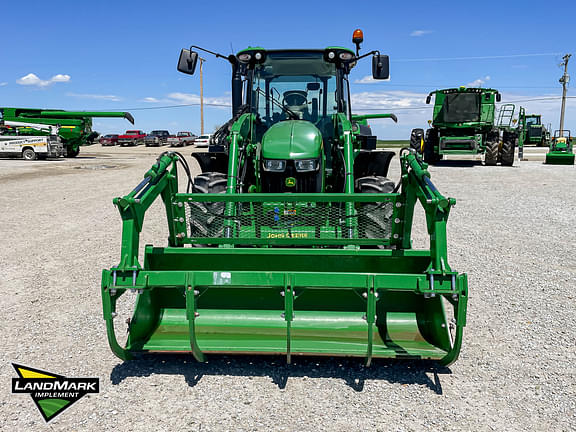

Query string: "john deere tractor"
[[0, 108, 134, 157], [101, 31, 468, 366], [518, 108, 550, 147], [411, 87, 517, 166], [545, 130, 574, 164]]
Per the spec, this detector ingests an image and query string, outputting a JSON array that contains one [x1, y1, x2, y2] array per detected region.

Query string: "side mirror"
[[177, 49, 198, 75], [496, 93, 501, 102], [426, 95, 431, 104], [372, 55, 389, 80]]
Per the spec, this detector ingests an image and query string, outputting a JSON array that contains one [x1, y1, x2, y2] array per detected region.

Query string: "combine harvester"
[[101, 31, 468, 366], [411, 87, 518, 166], [545, 130, 574, 165], [0, 108, 134, 157]]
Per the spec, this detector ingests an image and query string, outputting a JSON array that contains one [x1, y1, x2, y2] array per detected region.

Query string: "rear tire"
[[423, 129, 441, 164], [66, 147, 79, 158], [484, 140, 499, 166], [188, 172, 227, 243], [356, 176, 395, 248], [22, 148, 37, 160]]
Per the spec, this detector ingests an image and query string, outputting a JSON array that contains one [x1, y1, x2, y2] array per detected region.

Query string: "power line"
[[395, 53, 562, 62], [111, 96, 576, 113]]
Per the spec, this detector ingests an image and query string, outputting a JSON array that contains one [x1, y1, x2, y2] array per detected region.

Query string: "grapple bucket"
[[102, 152, 468, 366]]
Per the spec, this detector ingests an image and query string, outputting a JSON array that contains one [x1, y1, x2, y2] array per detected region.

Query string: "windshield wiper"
[[255, 88, 299, 120]]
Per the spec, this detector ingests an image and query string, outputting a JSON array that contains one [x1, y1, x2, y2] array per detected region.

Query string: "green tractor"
[[410, 87, 517, 166], [518, 109, 550, 147], [545, 130, 574, 165], [101, 31, 468, 366], [0, 108, 134, 157]]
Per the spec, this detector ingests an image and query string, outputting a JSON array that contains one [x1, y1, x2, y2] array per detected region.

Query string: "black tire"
[[22, 148, 37, 161], [484, 140, 499, 166], [500, 138, 515, 166], [65, 147, 79, 158], [355, 176, 395, 248], [188, 172, 227, 243], [423, 129, 441, 164], [410, 128, 425, 154]]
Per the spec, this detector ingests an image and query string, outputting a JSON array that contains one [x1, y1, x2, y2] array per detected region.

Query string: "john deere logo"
[[11, 363, 99, 422], [285, 177, 296, 188]]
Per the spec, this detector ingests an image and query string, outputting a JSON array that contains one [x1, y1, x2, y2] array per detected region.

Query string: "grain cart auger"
[[0, 108, 134, 157], [101, 30, 468, 366]]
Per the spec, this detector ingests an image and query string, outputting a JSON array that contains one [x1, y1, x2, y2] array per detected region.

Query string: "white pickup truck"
[[0, 121, 64, 160], [168, 131, 196, 147]]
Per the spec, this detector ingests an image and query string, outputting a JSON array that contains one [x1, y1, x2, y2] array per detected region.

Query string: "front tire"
[[356, 176, 395, 247], [410, 128, 425, 154], [188, 172, 227, 243], [484, 140, 499, 166]]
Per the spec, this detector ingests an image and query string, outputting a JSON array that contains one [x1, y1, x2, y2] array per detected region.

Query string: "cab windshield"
[[250, 51, 346, 128], [526, 116, 541, 126]]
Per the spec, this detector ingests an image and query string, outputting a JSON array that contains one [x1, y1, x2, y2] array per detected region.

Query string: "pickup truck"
[[118, 130, 146, 146], [99, 134, 119, 146], [145, 130, 171, 147], [168, 131, 196, 147]]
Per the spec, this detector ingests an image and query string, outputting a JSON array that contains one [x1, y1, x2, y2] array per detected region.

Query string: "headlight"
[[263, 159, 286, 172], [238, 53, 252, 63], [294, 159, 319, 172]]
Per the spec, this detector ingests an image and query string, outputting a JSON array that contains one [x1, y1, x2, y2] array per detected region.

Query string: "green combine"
[[411, 87, 517, 166], [545, 130, 574, 165], [101, 31, 468, 366], [0, 108, 134, 157]]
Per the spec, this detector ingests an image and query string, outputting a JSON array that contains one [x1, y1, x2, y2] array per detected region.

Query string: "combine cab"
[[102, 31, 468, 366]]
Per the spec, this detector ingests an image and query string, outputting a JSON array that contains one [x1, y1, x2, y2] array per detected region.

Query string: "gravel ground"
[[1, 145, 574, 431]]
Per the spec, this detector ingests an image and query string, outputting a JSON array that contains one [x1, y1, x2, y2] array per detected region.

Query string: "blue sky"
[[1, 0, 575, 139]]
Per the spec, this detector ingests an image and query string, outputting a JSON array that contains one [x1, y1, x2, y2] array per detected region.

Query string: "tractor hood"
[[261, 120, 322, 160]]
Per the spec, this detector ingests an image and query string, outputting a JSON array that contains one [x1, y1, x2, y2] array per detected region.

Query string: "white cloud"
[[67, 92, 122, 101], [0, 82, 7, 87], [142, 97, 162, 103], [466, 75, 491, 87], [166, 92, 230, 106], [16, 73, 71, 87], [354, 75, 391, 84], [410, 30, 433, 37]]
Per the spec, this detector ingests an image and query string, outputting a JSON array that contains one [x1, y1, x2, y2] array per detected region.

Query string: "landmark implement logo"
[[11, 363, 99, 422]]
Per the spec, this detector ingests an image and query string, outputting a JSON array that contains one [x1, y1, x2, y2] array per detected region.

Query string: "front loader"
[[102, 31, 468, 366]]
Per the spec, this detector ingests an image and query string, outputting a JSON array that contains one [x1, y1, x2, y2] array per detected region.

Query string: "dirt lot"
[[1, 145, 575, 431]]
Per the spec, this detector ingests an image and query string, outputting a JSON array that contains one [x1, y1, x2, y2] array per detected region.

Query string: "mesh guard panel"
[[182, 195, 398, 247]]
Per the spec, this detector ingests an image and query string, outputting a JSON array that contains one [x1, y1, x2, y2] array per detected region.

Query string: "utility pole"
[[559, 54, 571, 134], [199, 57, 205, 135]]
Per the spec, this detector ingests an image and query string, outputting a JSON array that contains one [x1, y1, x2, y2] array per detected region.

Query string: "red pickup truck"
[[118, 130, 146, 146]]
